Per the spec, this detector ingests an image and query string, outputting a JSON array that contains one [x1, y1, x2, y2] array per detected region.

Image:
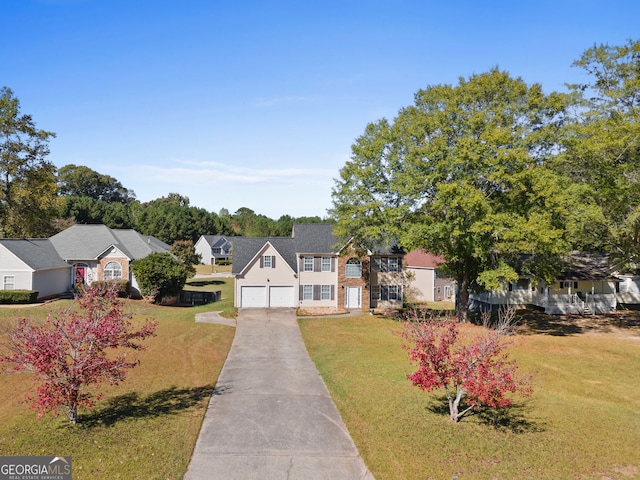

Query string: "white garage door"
[[269, 286, 295, 307], [241, 286, 266, 308]]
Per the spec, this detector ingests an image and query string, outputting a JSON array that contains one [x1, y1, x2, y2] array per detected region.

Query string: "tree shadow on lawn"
[[515, 309, 640, 337], [426, 396, 544, 433], [80, 384, 213, 427]]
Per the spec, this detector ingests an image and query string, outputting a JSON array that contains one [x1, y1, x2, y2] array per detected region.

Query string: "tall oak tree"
[[331, 69, 585, 320]]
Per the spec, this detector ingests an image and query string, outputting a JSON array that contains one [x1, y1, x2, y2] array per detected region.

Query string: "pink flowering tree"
[[401, 308, 532, 423], [0, 284, 157, 424]]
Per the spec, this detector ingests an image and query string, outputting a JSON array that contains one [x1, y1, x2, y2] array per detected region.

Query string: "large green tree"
[[0, 87, 59, 237], [57, 164, 136, 204], [331, 69, 585, 320], [557, 39, 640, 267], [135, 193, 223, 244]]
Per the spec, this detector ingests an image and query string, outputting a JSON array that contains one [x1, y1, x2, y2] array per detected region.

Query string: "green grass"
[[183, 272, 236, 318], [0, 278, 236, 479], [299, 314, 640, 480]]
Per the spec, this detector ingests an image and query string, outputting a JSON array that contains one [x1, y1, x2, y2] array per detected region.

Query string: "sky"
[[2, 0, 639, 219]]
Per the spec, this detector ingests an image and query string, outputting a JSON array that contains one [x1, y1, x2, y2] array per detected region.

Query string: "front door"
[[345, 286, 361, 309]]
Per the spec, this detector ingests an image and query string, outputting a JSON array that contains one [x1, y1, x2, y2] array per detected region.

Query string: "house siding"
[[298, 255, 338, 308], [235, 244, 296, 308], [33, 269, 72, 299]]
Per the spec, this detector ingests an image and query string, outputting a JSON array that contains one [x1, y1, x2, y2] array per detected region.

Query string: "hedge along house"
[[48, 224, 170, 297], [232, 223, 405, 312], [0, 239, 72, 300]]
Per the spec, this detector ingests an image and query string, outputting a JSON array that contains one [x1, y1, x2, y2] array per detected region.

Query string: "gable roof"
[[49, 224, 170, 261], [232, 223, 403, 275], [199, 235, 233, 248], [232, 237, 297, 275], [0, 239, 70, 271]]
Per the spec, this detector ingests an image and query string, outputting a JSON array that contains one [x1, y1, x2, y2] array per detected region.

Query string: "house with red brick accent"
[[232, 224, 405, 312], [0, 224, 169, 300], [49, 224, 170, 297]]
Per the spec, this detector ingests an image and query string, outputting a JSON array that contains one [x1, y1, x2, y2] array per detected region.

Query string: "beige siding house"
[[232, 224, 405, 312], [0, 225, 169, 300]]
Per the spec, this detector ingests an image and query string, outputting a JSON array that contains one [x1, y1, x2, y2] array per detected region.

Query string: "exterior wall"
[[337, 247, 370, 311], [1, 270, 33, 290], [33, 268, 72, 299], [405, 267, 435, 302], [234, 244, 296, 308], [297, 255, 338, 308], [97, 247, 130, 282], [0, 246, 36, 291], [194, 236, 212, 264], [616, 277, 640, 306]]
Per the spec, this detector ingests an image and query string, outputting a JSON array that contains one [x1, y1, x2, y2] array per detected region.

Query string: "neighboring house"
[[194, 235, 234, 265], [403, 249, 456, 304], [0, 239, 72, 299], [0, 224, 170, 300], [50, 224, 170, 297], [469, 252, 624, 315], [232, 224, 405, 312]]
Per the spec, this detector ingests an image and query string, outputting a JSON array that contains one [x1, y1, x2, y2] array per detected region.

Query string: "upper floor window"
[[212, 247, 222, 254], [262, 255, 275, 268], [303, 257, 314, 272], [321, 256, 332, 272], [373, 256, 400, 272], [104, 261, 123, 281], [346, 258, 362, 278]]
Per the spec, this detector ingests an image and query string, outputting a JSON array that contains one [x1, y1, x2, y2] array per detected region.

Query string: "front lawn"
[[0, 295, 234, 479], [299, 313, 640, 480]]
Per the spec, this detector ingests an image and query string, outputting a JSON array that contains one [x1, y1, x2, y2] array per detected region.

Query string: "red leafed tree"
[[0, 284, 157, 424], [401, 308, 532, 423]]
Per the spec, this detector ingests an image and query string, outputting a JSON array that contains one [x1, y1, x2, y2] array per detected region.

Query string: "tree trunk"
[[456, 276, 470, 322], [68, 404, 78, 425], [449, 386, 464, 422]]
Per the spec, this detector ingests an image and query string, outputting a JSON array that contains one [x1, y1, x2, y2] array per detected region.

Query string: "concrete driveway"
[[185, 308, 374, 480]]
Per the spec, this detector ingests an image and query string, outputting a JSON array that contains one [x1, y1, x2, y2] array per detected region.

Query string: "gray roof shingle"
[[0, 239, 70, 271], [50, 225, 169, 261]]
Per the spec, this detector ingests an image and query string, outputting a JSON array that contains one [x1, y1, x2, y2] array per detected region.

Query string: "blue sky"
[[3, 0, 639, 219]]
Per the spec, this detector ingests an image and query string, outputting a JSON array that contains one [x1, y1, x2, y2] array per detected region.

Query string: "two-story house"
[[232, 224, 405, 313]]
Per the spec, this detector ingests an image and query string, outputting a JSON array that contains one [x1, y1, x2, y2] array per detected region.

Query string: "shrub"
[[85, 280, 131, 298], [0, 290, 39, 304]]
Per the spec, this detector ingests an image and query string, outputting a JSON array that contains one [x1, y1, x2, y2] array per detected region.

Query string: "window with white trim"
[[104, 261, 123, 281], [388, 257, 400, 272], [321, 256, 332, 272], [3, 275, 15, 290], [321, 284, 331, 300], [371, 285, 380, 301], [303, 257, 314, 272], [303, 285, 313, 300], [388, 284, 400, 300], [262, 255, 275, 268], [346, 258, 362, 278]]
